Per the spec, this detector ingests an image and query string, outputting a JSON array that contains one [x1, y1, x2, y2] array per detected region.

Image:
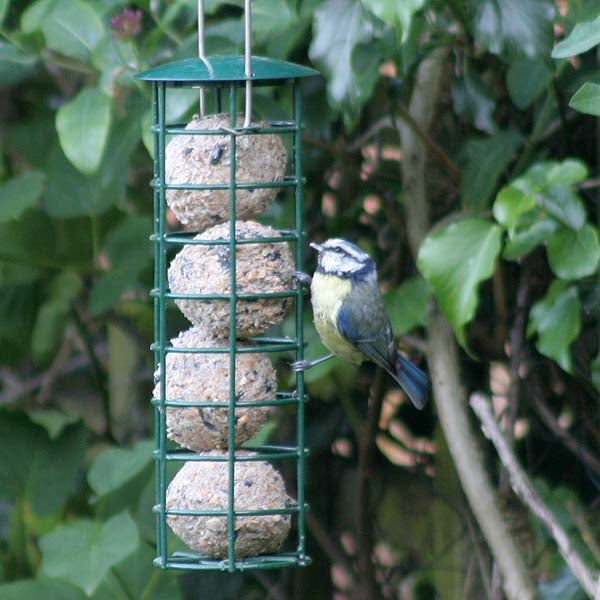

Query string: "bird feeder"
[[135, 0, 318, 572]]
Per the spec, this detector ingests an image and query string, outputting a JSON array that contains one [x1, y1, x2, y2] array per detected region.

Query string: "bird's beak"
[[309, 242, 324, 252]]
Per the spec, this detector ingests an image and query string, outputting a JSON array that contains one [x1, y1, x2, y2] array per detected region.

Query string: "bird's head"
[[310, 238, 376, 281]]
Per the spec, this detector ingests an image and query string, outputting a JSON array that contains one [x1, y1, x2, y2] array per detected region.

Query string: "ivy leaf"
[[547, 224, 600, 279], [30, 269, 82, 363], [88, 440, 154, 497], [452, 67, 497, 134], [506, 57, 552, 109], [493, 183, 536, 230], [0, 43, 38, 87], [0, 410, 85, 516], [537, 185, 586, 230], [417, 218, 502, 347], [551, 14, 600, 58], [527, 280, 580, 373], [39, 511, 139, 596], [0, 170, 46, 222], [56, 87, 112, 175], [0, 577, 86, 600], [361, 0, 426, 41], [543, 159, 588, 186], [309, 0, 380, 125], [462, 130, 523, 212], [473, 0, 555, 58], [503, 217, 558, 260], [568, 82, 600, 117], [385, 276, 432, 335]]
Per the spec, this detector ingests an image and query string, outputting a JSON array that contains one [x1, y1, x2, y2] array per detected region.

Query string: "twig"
[[499, 270, 530, 493], [252, 571, 288, 600], [568, 501, 600, 565], [399, 44, 536, 599], [36, 332, 75, 405], [395, 107, 462, 185], [470, 393, 600, 599], [530, 387, 600, 476], [304, 510, 356, 589]]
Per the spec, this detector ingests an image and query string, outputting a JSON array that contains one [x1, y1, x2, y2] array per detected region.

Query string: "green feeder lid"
[[135, 55, 320, 85]]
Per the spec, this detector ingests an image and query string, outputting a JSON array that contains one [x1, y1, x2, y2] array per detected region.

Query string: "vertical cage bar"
[[227, 83, 239, 570], [151, 82, 164, 568], [154, 82, 168, 566], [156, 81, 169, 567], [292, 80, 308, 560]]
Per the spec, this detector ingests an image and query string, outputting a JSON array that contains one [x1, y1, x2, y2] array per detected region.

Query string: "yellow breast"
[[310, 272, 363, 364]]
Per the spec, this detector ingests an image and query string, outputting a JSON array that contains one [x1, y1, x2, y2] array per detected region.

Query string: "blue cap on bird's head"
[[310, 238, 375, 279]]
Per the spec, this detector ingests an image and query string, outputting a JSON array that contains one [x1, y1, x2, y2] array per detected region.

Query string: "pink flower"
[[111, 8, 142, 38]]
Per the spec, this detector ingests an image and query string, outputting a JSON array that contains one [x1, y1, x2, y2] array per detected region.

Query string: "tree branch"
[[470, 393, 600, 599], [398, 46, 537, 599]]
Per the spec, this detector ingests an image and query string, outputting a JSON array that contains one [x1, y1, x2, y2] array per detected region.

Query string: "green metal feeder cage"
[[136, 46, 318, 572]]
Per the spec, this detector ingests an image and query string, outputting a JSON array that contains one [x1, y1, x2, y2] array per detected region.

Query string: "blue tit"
[[292, 238, 430, 410]]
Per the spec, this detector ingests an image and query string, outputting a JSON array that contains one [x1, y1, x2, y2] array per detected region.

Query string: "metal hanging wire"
[[198, 0, 253, 126], [197, 0, 205, 116], [243, 0, 252, 128]]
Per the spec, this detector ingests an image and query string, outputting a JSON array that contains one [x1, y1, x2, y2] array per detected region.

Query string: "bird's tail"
[[390, 354, 430, 410]]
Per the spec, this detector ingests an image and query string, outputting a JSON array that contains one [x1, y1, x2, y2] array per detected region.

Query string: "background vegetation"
[[1, 0, 600, 598]]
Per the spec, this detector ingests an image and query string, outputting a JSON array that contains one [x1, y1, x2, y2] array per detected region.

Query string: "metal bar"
[[197, 0, 205, 116], [293, 79, 308, 562], [243, 0, 252, 128], [156, 81, 169, 567], [227, 83, 238, 570]]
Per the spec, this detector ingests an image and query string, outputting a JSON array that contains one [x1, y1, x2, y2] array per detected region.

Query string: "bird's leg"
[[292, 271, 312, 286], [291, 353, 334, 372]]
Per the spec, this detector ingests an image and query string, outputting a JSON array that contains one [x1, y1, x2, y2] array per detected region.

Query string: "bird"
[[292, 238, 430, 409]]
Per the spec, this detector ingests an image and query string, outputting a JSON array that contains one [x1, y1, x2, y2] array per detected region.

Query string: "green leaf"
[[31, 270, 82, 363], [0, 43, 38, 88], [552, 14, 600, 58], [417, 218, 502, 346], [544, 159, 588, 186], [547, 224, 600, 279], [0, 410, 85, 515], [506, 58, 552, 109], [0, 171, 46, 222], [41, 0, 104, 62], [309, 0, 380, 125], [88, 215, 152, 315], [0, 0, 9, 26], [493, 184, 536, 230], [473, 0, 555, 58], [88, 440, 153, 497], [527, 280, 580, 372], [0, 577, 86, 600], [503, 217, 558, 260], [39, 511, 139, 596], [44, 115, 139, 218], [385, 276, 431, 335], [452, 67, 497, 134], [462, 130, 523, 212], [361, 0, 426, 41], [537, 185, 586, 230], [56, 87, 112, 175], [591, 353, 600, 393], [27, 409, 80, 440], [568, 82, 600, 117], [93, 542, 184, 600]]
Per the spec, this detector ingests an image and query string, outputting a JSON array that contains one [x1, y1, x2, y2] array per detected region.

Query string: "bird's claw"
[[292, 271, 312, 286], [290, 359, 312, 372]]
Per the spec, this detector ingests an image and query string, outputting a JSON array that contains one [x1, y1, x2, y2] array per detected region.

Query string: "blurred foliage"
[[0, 0, 600, 599]]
